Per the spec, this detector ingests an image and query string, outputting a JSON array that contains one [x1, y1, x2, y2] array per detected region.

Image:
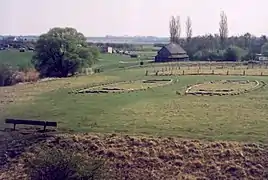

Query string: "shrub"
[[224, 46, 246, 61], [24, 70, 40, 82], [0, 64, 15, 86], [27, 148, 108, 180]]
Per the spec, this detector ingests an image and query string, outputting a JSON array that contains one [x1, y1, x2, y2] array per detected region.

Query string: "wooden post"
[[227, 71, 229, 75], [145, 70, 148, 76], [243, 70, 245, 76], [212, 70, 214, 75], [183, 70, 185, 75], [13, 123, 16, 130], [261, 72, 263, 76]]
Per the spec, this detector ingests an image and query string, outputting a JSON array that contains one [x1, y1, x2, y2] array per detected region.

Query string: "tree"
[[219, 11, 228, 49], [185, 16, 192, 43], [32, 27, 99, 78], [169, 16, 181, 44], [261, 42, 268, 56], [224, 46, 244, 61], [176, 16, 181, 42]]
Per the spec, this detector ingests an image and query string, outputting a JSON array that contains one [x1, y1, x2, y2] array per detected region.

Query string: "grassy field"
[[1, 64, 268, 143], [1, 50, 268, 143], [2, 49, 268, 179], [1, 60, 268, 179], [0, 50, 34, 68], [0, 50, 153, 72]]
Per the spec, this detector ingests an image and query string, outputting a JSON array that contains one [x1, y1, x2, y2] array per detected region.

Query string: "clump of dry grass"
[[1, 133, 268, 180]]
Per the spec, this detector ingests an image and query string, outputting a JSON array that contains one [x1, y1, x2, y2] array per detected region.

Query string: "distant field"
[[94, 53, 154, 71], [0, 50, 34, 68], [0, 50, 151, 72]]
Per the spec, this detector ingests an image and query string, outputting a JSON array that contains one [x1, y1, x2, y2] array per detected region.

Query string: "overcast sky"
[[1, 0, 267, 37]]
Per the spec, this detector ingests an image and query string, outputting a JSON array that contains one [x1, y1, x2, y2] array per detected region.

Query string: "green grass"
[[1, 65, 268, 143], [0, 50, 155, 73], [94, 53, 153, 71], [0, 50, 34, 68]]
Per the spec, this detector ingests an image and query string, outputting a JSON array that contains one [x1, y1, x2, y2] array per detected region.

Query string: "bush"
[[0, 65, 39, 86], [27, 148, 108, 180], [224, 46, 246, 61], [0, 64, 15, 86]]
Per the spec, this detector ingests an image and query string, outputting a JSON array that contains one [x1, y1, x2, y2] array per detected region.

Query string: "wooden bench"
[[5, 119, 57, 131]]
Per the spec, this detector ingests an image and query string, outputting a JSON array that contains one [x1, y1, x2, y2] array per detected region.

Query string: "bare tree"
[[176, 16, 181, 41], [219, 11, 228, 49], [186, 16, 192, 42], [169, 15, 181, 44]]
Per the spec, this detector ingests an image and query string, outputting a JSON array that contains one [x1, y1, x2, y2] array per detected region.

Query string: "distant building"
[[5, 36, 18, 42], [259, 56, 268, 61], [155, 43, 189, 62], [101, 46, 113, 53], [256, 54, 268, 61]]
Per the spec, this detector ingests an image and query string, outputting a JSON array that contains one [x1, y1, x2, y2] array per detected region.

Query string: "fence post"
[[261, 72, 263, 76], [243, 70, 245, 76], [145, 70, 148, 76], [183, 70, 185, 75], [227, 71, 229, 75], [212, 70, 214, 75]]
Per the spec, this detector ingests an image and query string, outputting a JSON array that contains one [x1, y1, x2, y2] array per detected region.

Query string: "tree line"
[[168, 11, 268, 61]]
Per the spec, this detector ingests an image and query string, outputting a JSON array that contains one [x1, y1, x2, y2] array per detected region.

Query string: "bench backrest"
[[5, 119, 57, 127]]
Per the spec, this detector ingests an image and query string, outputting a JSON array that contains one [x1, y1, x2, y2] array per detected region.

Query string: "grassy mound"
[[1, 132, 267, 179]]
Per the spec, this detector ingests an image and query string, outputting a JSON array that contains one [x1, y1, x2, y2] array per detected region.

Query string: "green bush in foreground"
[[27, 148, 108, 180]]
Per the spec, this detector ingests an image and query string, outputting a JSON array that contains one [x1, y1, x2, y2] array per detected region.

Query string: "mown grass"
[[1, 66, 268, 143]]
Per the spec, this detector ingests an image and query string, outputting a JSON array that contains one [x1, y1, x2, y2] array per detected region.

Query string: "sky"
[[1, 0, 267, 37]]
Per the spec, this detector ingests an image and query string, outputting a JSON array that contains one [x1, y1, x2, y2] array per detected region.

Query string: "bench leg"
[[13, 124, 16, 130], [43, 125, 47, 131]]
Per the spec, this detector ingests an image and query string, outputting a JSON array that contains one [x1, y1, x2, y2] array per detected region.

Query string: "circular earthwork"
[[73, 79, 173, 94], [185, 79, 265, 96]]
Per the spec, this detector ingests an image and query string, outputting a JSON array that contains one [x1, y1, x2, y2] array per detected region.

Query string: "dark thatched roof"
[[164, 43, 186, 54]]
